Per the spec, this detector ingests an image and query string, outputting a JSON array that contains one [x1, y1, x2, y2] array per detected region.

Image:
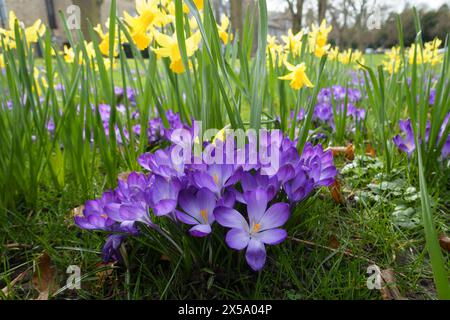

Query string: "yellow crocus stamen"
[[252, 223, 261, 234], [213, 173, 219, 186], [200, 209, 208, 223]]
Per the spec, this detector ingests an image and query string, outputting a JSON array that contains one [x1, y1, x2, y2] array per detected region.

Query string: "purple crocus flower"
[[233, 171, 281, 204], [283, 168, 315, 204], [429, 89, 436, 105], [192, 163, 240, 196], [138, 147, 185, 179], [347, 88, 362, 102], [214, 188, 290, 271], [114, 172, 149, 203], [46, 119, 55, 134], [317, 88, 332, 103], [148, 175, 181, 216], [148, 117, 164, 143], [102, 234, 125, 262], [105, 200, 154, 233], [313, 103, 333, 123], [176, 188, 217, 237], [393, 119, 416, 156], [442, 137, 450, 158], [332, 85, 347, 100], [98, 104, 111, 122], [74, 191, 118, 231], [300, 143, 337, 187]]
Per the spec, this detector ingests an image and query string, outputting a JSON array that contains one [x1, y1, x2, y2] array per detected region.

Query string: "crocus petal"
[[245, 239, 266, 271], [225, 228, 250, 250], [120, 204, 146, 221], [197, 188, 217, 217], [214, 206, 249, 231], [153, 199, 177, 216], [253, 228, 287, 245], [244, 188, 268, 223], [175, 210, 198, 225], [193, 171, 218, 193], [189, 224, 212, 237], [105, 203, 122, 221], [179, 189, 200, 218], [259, 203, 290, 230]]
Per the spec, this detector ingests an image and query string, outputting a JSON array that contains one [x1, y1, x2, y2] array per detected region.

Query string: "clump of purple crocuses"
[[393, 114, 450, 158], [286, 86, 366, 136], [74, 131, 337, 271]]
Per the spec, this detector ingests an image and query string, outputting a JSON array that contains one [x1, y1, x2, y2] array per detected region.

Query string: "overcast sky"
[[267, 0, 449, 12]]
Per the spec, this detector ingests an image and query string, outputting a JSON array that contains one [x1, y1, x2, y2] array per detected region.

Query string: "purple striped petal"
[[225, 228, 250, 250], [253, 228, 287, 245], [245, 239, 266, 271]]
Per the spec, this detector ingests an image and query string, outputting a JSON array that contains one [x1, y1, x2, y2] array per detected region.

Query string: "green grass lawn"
[[2, 147, 447, 299]]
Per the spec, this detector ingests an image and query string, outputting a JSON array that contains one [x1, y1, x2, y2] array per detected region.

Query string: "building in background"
[[0, 0, 135, 47]]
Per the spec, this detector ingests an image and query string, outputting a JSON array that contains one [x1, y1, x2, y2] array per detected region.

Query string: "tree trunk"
[[292, 0, 304, 33], [318, 0, 327, 23], [72, 0, 103, 40], [230, 0, 242, 35]]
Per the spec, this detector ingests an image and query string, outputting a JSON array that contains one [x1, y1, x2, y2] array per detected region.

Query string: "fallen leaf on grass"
[[328, 235, 340, 249], [95, 262, 116, 287], [380, 268, 405, 300], [70, 205, 84, 219], [33, 252, 58, 300], [438, 234, 450, 252], [329, 179, 345, 204], [365, 144, 376, 158], [328, 144, 354, 161], [160, 255, 171, 262]]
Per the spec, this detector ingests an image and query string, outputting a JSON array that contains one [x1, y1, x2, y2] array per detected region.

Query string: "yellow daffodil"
[[33, 67, 48, 96], [267, 38, 286, 68], [63, 45, 76, 63], [194, 0, 204, 10], [308, 19, 332, 57], [152, 30, 201, 73], [328, 46, 339, 61], [281, 29, 303, 56], [383, 46, 402, 74], [424, 38, 443, 66], [167, 1, 189, 16], [124, 0, 169, 50], [63, 41, 96, 64], [94, 20, 125, 56], [339, 48, 364, 67], [218, 15, 233, 45], [279, 61, 314, 90], [267, 35, 278, 50], [0, 11, 45, 48]]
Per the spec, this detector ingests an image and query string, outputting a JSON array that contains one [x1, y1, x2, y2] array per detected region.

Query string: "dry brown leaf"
[[328, 235, 340, 249], [329, 179, 345, 204], [160, 255, 171, 262], [32, 252, 58, 300], [345, 144, 355, 161], [380, 268, 405, 300], [328, 144, 354, 161], [70, 205, 84, 219], [365, 144, 376, 158], [438, 234, 450, 252], [95, 262, 116, 286]]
